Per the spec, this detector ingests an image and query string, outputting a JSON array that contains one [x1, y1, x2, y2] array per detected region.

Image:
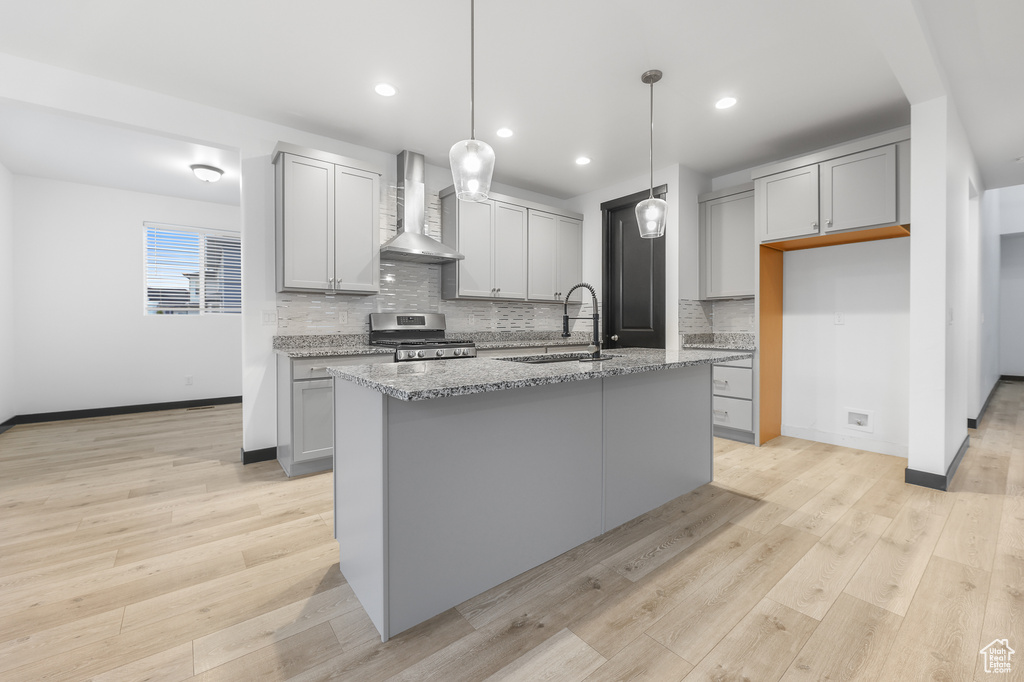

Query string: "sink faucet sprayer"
[[562, 283, 603, 360]]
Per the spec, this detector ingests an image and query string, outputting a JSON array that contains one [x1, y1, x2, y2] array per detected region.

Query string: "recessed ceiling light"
[[715, 97, 737, 110], [375, 83, 397, 97], [575, 156, 591, 166], [496, 127, 513, 138]]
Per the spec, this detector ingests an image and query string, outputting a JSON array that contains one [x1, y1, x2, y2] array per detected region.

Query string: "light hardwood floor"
[[0, 383, 1021, 681]]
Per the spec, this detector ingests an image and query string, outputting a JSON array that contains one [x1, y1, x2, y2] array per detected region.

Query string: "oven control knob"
[[453, 348, 462, 356], [436, 349, 444, 357], [416, 350, 425, 358]]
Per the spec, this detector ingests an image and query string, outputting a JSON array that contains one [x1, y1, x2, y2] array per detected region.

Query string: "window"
[[144, 222, 241, 315]]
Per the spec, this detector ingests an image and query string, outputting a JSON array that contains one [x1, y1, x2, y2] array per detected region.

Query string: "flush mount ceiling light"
[[575, 156, 591, 166], [715, 96, 737, 109], [375, 83, 397, 97], [496, 127, 513, 138], [449, 0, 494, 202], [635, 70, 667, 239], [190, 164, 223, 183]]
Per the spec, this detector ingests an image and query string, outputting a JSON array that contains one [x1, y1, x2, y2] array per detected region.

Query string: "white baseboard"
[[780, 425, 908, 458]]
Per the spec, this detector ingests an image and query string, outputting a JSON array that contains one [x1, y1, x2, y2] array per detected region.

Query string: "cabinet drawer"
[[712, 365, 752, 399], [292, 354, 390, 379], [717, 355, 752, 368], [712, 396, 752, 432]]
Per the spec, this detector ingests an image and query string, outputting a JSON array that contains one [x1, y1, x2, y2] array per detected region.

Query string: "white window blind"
[[144, 222, 241, 315]]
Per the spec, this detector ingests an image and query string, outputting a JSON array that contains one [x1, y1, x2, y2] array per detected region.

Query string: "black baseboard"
[[968, 379, 1001, 429], [1002, 375, 1024, 382], [905, 434, 970, 491], [241, 446, 277, 465], [0, 396, 242, 428]]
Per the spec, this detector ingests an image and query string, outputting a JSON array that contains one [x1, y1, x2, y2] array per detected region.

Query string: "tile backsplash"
[[276, 186, 593, 335], [677, 297, 756, 348]]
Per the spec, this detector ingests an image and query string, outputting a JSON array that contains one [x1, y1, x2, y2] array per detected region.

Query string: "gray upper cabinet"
[[528, 210, 583, 303], [756, 164, 820, 242], [702, 188, 755, 299], [820, 145, 896, 233], [754, 128, 910, 245], [274, 144, 381, 295], [441, 187, 582, 303]]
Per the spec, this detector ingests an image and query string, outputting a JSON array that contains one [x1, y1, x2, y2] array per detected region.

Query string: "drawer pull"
[[713, 379, 729, 386], [713, 409, 729, 416]]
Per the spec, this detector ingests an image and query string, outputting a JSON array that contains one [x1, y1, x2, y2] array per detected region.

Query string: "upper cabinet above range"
[[273, 143, 383, 295], [753, 127, 910, 245]]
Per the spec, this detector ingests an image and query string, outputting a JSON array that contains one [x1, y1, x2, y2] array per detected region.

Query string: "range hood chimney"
[[380, 151, 464, 263]]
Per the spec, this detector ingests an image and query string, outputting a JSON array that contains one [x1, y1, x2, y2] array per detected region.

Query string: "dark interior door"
[[603, 187, 666, 349]]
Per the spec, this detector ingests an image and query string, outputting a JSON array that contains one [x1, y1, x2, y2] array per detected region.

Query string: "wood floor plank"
[[973, 546, 1024, 680], [681, 597, 818, 682], [852, 477, 915, 518], [646, 524, 819, 663], [581, 634, 692, 682], [0, 607, 124, 673], [933, 491, 1004, 571], [85, 641, 195, 682], [767, 509, 891, 620], [843, 500, 950, 616], [482, 628, 605, 682], [880, 556, 989, 681], [189, 621, 344, 682], [781, 474, 877, 537], [779, 592, 902, 682]]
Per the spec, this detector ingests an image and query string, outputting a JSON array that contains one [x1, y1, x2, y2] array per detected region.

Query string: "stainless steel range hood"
[[380, 151, 464, 263]]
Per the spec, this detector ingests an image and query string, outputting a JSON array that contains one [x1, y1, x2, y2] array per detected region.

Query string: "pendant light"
[[635, 69, 667, 239], [449, 0, 494, 202]]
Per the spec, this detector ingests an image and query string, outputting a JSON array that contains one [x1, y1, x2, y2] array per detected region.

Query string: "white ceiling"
[[0, 0, 1019, 202]]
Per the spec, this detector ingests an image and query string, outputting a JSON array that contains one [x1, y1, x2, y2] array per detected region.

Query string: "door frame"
[[601, 185, 668, 349]]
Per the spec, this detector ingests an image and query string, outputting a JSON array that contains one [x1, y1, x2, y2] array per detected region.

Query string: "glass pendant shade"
[[449, 138, 494, 202], [636, 196, 667, 239]]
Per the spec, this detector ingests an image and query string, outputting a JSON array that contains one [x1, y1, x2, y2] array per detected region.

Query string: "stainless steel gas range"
[[368, 313, 477, 362]]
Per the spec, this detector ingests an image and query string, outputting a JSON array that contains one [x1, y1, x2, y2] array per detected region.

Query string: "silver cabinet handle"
[[812, 221, 818, 229], [611, 334, 619, 341], [826, 218, 832, 227]]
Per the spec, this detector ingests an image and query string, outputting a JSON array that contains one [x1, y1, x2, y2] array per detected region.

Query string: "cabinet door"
[[334, 166, 380, 293], [527, 210, 557, 301], [706, 192, 755, 298], [756, 164, 819, 242], [282, 154, 334, 290], [493, 202, 527, 299], [555, 216, 583, 303], [821, 145, 896, 233], [293, 379, 334, 463], [456, 199, 494, 298]]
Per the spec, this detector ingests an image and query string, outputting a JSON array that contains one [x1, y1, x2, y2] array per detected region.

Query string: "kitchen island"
[[328, 347, 749, 640]]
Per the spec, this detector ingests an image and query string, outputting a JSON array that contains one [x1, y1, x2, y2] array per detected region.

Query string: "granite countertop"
[[682, 344, 757, 352], [273, 334, 592, 358], [327, 348, 751, 401]]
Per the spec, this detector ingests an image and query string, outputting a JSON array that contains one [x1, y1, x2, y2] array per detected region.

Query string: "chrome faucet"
[[562, 282, 603, 360]]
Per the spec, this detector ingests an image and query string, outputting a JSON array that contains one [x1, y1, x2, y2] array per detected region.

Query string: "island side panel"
[[602, 365, 713, 531], [385, 379, 604, 637], [333, 378, 388, 640]]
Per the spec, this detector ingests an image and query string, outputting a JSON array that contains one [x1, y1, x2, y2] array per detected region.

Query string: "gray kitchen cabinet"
[[440, 194, 527, 300], [756, 164, 820, 242], [820, 145, 896, 233], [273, 143, 382, 295], [527, 210, 583, 303], [441, 187, 582, 303], [277, 353, 391, 477], [754, 128, 909, 245], [711, 354, 755, 442], [700, 187, 755, 298]]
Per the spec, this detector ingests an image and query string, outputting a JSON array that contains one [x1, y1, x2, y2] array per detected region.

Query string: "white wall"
[[998, 185, 1024, 235], [975, 186, 1001, 416], [0, 160, 14, 424], [13, 177, 241, 414], [1000, 233, 1024, 376], [781, 239, 911, 456]]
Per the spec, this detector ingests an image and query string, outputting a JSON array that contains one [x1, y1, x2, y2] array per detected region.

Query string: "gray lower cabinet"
[[712, 355, 755, 443], [277, 354, 391, 477]]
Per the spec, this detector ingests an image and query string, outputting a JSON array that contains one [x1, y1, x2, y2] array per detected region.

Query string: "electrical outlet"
[[185, 375, 193, 386], [262, 310, 277, 326], [337, 311, 348, 325], [834, 312, 845, 325]]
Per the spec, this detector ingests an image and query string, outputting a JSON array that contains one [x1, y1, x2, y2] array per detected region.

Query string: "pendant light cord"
[[648, 79, 654, 199], [470, 0, 476, 141]]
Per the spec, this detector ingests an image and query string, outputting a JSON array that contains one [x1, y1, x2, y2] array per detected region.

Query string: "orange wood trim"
[[759, 246, 784, 444], [762, 224, 909, 252]]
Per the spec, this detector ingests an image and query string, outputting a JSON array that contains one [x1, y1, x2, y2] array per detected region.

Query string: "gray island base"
[[329, 348, 750, 641]]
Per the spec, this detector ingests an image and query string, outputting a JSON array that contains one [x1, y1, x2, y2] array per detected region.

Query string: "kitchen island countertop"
[[327, 347, 750, 401]]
